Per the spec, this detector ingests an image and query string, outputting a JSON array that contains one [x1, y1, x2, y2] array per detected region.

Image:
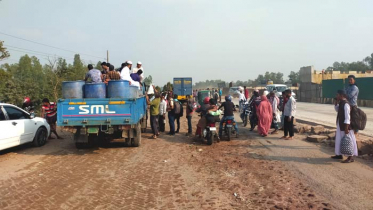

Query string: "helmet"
[[203, 97, 210, 104], [24, 97, 30, 104], [225, 95, 232, 101]]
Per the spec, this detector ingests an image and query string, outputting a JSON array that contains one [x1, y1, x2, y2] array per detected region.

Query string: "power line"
[[0, 31, 106, 60], [5, 45, 74, 60], [6, 46, 97, 64]]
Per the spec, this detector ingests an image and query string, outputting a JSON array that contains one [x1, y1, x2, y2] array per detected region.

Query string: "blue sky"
[[1, 0, 373, 85]]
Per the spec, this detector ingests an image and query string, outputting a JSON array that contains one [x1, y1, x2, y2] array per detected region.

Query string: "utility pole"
[[107, 50, 109, 62]]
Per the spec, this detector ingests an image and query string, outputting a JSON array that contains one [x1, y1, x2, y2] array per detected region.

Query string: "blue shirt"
[[130, 73, 141, 82], [85, 69, 102, 83], [345, 84, 359, 106]]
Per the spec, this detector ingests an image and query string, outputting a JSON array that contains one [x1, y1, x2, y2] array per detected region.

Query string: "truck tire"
[[132, 123, 141, 147], [33, 127, 48, 147]]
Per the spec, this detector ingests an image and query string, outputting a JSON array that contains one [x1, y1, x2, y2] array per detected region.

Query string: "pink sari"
[[257, 96, 273, 136]]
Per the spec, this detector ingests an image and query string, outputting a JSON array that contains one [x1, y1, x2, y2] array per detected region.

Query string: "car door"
[[0, 106, 21, 150], [3, 106, 35, 144]]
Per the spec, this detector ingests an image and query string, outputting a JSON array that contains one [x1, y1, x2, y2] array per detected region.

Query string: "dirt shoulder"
[[0, 112, 342, 209]]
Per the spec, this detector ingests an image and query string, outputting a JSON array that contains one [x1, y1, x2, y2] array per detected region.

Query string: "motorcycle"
[[221, 115, 236, 141], [197, 114, 218, 145], [240, 101, 251, 127], [203, 120, 217, 145]]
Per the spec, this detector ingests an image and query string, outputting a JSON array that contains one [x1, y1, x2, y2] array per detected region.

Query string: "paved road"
[[296, 102, 373, 136]]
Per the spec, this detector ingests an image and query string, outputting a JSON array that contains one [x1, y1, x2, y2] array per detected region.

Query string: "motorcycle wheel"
[[227, 127, 232, 141], [243, 116, 247, 127], [207, 132, 213, 145]]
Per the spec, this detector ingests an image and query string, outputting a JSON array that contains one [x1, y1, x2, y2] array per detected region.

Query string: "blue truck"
[[57, 97, 147, 149], [173, 77, 193, 102]]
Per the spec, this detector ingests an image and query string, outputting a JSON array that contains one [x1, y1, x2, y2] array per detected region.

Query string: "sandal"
[[280, 136, 287, 139], [342, 158, 354, 163]]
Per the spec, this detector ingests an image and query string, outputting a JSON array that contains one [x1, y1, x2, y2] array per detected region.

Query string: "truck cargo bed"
[[57, 97, 147, 127]]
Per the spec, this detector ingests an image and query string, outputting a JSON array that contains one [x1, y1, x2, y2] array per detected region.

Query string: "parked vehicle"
[[57, 84, 147, 149], [266, 84, 296, 99], [0, 103, 50, 151], [228, 87, 240, 98], [173, 77, 192, 102]]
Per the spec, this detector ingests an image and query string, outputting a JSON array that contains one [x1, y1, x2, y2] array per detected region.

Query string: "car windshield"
[[276, 86, 287, 92], [230, 87, 238, 91]]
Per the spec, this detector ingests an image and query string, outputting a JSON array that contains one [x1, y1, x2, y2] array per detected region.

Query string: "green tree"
[[0, 41, 10, 61], [162, 82, 173, 92], [288, 71, 300, 83], [143, 75, 153, 85], [95, 61, 103, 70]]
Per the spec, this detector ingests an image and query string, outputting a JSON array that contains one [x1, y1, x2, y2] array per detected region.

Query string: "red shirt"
[[42, 102, 56, 118], [244, 89, 249, 99]]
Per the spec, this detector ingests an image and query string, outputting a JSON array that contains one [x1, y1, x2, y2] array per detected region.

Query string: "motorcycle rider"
[[218, 95, 239, 138], [195, 97, 217, 137], [249, 90, 261, 131], [22, 97, 34, 113]]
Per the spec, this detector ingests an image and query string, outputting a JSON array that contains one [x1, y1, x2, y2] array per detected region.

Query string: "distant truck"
[[173, 77, 192, 102]]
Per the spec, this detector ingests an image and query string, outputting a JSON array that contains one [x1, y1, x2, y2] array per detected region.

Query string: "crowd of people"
[[144, 85, 298, 141], [22, 67, 362, 164], [85, 61, 144, 89]]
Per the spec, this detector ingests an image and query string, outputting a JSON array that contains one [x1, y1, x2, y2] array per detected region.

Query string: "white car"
[[0, 103, 50, 151], [266, 84, 296, 99], [229, 87, 240, 98]]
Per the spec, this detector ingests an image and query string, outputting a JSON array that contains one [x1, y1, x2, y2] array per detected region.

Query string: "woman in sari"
[[256, 95, 273, 137]]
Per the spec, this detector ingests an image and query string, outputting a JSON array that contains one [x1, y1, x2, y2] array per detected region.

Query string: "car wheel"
[[33, 127, 48, 147]]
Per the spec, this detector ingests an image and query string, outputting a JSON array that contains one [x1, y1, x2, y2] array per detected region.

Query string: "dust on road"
[[0, 113, 335, 210]]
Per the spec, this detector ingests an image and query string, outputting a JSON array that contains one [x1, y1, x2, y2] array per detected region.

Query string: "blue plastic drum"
[[129, 86, 139, 98], [84, 83, 106, 98], [62, 81, 85, 99], [107, 80, 130, 98]]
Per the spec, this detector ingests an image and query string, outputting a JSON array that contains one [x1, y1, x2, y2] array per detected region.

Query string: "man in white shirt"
[[132, 61, 144, 82], [158, 93, 167, 132], [120, 61, 140, 89], [281, 89, 296, 140], [238, 90, 246, 112]]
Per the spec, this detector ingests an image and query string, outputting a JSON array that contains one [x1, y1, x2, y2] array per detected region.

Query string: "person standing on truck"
[[159, 93, 167, 133], [120, 61, 141, 89], [132, 61, 144, 82], [130, 70, 143, 83], [107, 64, 121, 82], [146, 90, 161, 139], [85, 64, 102, 83], [173, 94, 183, 133], [167, 94, 175, 136], [41, 98, 62, 139], [186, 95, 195, 136]]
